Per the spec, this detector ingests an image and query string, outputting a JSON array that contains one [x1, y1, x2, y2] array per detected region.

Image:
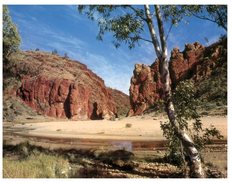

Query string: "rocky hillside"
[[3, 51, 130, 121], [128, 37, 227, 116], [107, 88, 131, 117]]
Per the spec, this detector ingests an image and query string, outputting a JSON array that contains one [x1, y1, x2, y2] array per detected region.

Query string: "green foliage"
[[173, 80, 200, 123], [3, 5, 21, 59], [160, 80, 223, 165], [78, 5, 227, 52], [148, 99, 165, 114], [64, 52, 69, 58], [196, 38, 227, 107], [116, 105, 130, 117]]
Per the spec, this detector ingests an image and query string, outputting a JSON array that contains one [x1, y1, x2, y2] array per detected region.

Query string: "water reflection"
[[111, 141, 132, 152]]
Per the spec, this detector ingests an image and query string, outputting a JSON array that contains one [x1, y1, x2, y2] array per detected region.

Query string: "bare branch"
[[192, 13, 218, 24], [138, 36, 153, 43], [165, 23, 174, 42], [192, 12, 227, 31], [215, 9, 227, 31]]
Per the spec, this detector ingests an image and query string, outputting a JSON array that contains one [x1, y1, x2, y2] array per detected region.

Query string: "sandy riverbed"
[[4, 115, 227, 141]]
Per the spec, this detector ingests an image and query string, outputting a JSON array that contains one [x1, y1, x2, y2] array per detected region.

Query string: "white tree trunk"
[[144, 4, 205, 178]]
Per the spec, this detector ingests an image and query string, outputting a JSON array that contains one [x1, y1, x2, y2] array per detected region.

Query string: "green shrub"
[[160, 80, 223, 166]]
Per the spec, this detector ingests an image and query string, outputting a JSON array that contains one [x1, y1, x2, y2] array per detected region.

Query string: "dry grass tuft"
[[3, 151, 70, 178]]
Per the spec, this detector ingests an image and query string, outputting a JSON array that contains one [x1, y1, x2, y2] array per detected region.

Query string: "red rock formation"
[[169, 41, 226, 85], [7, 51, 129, 120], [16, 76, 91, 119], [128, 62, 162, 116], [169, 42, 205, 86], [128, 40, 226, 116]]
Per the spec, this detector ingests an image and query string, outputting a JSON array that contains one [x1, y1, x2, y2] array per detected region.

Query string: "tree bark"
[[144, 4, 205, 178]]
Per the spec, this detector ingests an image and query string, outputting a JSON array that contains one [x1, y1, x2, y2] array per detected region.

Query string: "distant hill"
[[3, 51, 130, 122], [128, 37, 227, 116]]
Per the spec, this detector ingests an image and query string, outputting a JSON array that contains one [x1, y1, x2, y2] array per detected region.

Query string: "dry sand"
[[4, 115, 227, 141]]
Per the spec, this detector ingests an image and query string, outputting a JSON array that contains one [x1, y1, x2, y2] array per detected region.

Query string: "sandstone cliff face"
[[5, 51, 129, 120], [128, 39, 227, 116], [16, 76, 92, 120]]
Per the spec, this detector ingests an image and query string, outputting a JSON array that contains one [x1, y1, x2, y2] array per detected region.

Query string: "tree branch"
[[138, 36, 153, 43], [215, 9, 227, 31], [165, 23, 174, 42], [190, 7, 226, 31], [155, 5, 168, 57], [126, 5, 147, 21], [191, 12, 228, 31], [192, 13, 216, 23], [144, 5, 162, 58]]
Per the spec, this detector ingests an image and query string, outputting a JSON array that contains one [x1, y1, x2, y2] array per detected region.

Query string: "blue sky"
[[8, 5, 226, 94]]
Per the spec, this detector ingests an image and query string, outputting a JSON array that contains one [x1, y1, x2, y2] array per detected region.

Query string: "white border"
[[1, 0, 231, 5], [1, 1, 231, 183]]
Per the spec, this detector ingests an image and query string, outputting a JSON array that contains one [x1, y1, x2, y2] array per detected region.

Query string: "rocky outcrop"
[[169, 42, 205, 86], [128, 38, 227, 116], [169, 40, 226, 86], [127, 62, 162, 116], [5, 51, 129, 120]]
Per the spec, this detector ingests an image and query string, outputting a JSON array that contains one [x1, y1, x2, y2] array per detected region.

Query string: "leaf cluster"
[[3, 5, 21, 59]]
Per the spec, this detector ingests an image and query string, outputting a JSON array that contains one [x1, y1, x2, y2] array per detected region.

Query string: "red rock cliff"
[[6, 51, 129, 120]]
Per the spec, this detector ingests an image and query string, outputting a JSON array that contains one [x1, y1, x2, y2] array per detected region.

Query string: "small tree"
[[52, 49, 58, 55], [78, 5, 226, 177], [64, 52, 69, 59], [3, 5, 21, 60]]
